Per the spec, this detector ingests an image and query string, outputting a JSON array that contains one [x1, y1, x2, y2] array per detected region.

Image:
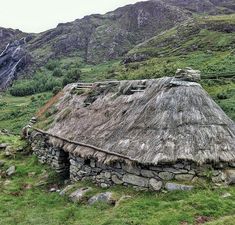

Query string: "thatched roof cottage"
[[29, 68, 235, 191]]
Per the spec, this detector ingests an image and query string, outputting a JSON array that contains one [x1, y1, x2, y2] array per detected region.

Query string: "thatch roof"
[[43, 75, 235, 165]]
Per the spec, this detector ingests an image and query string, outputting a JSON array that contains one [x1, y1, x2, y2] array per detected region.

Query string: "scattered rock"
[[221, 192, 232, 198], [165, 182, 194, 191], [60, 185, 74, 196], [30, 117, 37, 124], [4, 180, 11, 186], [149, 178, 163, 191], [69, 187, 92, 203], [123, 174, 149, 187], [6, 166, 16, 176], [16, 147, 24, 152], [50, 188, 57, 192], [100, 183, 109, 188], [225, 170, 235, 184], [0, 143, 8, 150], [88, 192, 115, 205], [4, 146, 15, 157]]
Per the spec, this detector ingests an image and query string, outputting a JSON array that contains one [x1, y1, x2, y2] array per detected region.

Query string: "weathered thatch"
[[43, 76, 235, 165]]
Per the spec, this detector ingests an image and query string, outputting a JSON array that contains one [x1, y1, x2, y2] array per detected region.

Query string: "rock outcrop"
[[0, 0, 234, 88], [0, 27, 25, 52], [0, 38, 31, 90]]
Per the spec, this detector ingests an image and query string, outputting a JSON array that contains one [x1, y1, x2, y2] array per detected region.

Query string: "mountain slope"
[[27, 0, 188, 64], [0, 0, 235, 91], [124, 14, 235, 63], [160, 0, 235, 14], [0, 27, 25, 52]]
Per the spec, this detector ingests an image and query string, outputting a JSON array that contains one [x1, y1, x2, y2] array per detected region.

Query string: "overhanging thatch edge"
[[32, 128, 137, 163]]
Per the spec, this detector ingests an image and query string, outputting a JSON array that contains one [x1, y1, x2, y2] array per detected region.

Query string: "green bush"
[[46, 60, 59, 71], [52, 86, 62, 96], [217, 92, 228, 100], [62, 68, 81, 86], [52, 68, 63, 77], [9, 72, 62, 97]]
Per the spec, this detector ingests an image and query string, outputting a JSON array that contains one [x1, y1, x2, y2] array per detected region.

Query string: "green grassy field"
[[0, 13, 234, 225], [0, 92, 52, 133], [0, 134, 234, 225]]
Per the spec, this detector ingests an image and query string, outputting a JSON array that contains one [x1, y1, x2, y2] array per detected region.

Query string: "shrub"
[[45, 106, 58, 118], [52, 68, 63, 77], [217, 92, 228, 100], [46, 60, 59, 71], [10, 72, 62, 97], [31, 96, 36, 102], [52, 86, 62, 96], [62, 68, 81, 86]]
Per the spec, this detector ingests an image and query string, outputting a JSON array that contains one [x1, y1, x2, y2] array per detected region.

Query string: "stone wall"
[[31, 135, 70, 178], [30, 133, 235, 191], [69, 154, 235, 191]]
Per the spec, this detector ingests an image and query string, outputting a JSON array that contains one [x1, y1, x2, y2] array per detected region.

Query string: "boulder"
[[6, 166, 16, 176], [100, 183, 109, 188], [88, 192, 115, 205], [69, 187, 92, 203], [4, 146, 15, 157], [123, 174, 149, 187], [149, 178, 163, 191], [225, 170, 235, 184], [59, 185, 74, 196], [0, 143, 8, 150], [165, 182, 194, 191]]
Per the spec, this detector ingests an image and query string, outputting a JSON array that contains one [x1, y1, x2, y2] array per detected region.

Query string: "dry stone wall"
[[30, 132, 235, 191]]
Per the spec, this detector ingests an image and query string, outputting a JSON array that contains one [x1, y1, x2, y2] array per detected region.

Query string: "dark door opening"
[[57, 149, 70, 180]]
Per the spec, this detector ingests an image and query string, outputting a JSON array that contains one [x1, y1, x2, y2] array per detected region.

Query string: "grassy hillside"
[[0, 134, 235, 225], [0, 92, 52, 133]]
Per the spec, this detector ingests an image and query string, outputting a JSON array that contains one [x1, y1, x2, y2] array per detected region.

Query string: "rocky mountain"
[[0, 0, 234, 90], [160, 0, 235, 14], [0, 37, 32, 90], [28, 0, 188, 64], [0, 27, 25, 52], [124, 14, 235, 63]]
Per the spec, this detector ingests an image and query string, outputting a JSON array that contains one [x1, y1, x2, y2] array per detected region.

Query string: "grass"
[[0, 92, 52, 134], [0, 134, 235, 225], [203, 81, 235, 120]]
